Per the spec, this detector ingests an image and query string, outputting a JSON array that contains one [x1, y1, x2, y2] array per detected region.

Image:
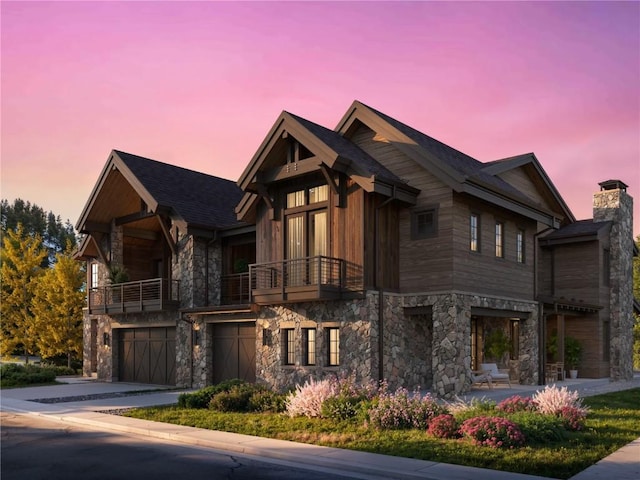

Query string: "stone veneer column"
[[431, 294, 471, 398], [593, 182, 634, 381]]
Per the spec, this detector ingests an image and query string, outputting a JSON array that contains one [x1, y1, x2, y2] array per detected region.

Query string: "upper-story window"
[[470, 213, 480, 252], [516, 229, 525, 263], [603, 249, 610, 286], [411, 206, 438, 240], [495, 221, 504, 258], [91, 262, 99, 288], [285, 184, 329, 286]]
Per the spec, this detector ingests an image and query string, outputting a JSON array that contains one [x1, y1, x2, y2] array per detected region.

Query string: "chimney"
[[593, 179, 634, 381]]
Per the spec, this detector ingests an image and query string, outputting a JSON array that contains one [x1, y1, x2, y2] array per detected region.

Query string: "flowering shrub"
[[533, 385, 589, 417], [367, 388, 446, 430], [558, 406, 587, 431], [497, 395, 537, 414], [460, 416, 526, 449], [285, 377, 339, 417], [427, 414, 460, 439]]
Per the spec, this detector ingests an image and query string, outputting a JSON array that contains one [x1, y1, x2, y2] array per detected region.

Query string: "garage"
[[118, 327, 176, 385], [211, 323, 256, 384]]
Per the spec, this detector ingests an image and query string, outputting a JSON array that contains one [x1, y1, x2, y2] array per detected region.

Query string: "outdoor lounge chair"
[[471, 370, 493, 389], [479, 363, 511, 387]]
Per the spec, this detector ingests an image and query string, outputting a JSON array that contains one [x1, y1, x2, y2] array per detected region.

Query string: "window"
[[603, 321, 610, 361], [283, 329, 295, 365], [470, 214, 480, 252], [285, 184, 328, 287], [516, 229, 525, 263], [327, 328, 340, 366], [91, 262, 99, 288], [303, 328, 316, 366], [495, 221, 504, 258], [411, 207, 438, 240], [510, 320, 520, 360], [603, 249, 610, 286]]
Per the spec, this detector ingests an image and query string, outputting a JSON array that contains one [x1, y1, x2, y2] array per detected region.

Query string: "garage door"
[[212, 323, 256, 384], [118, 327, 176, 385]]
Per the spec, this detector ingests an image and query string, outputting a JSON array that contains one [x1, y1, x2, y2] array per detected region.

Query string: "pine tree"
[[32, 244, 85, 368], [0, 225, 47, 361]]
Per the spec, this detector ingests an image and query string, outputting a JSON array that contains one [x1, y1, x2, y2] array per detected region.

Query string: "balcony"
[[250, 256, 361, 305], [221, 272, 251, 305], [87, 278, 180, 314]]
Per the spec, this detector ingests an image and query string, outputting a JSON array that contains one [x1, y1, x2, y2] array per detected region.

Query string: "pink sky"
[[2, 1, 639, 236]]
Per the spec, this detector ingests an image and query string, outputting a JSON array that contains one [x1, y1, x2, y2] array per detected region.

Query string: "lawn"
[[124, 387, 640, 479]]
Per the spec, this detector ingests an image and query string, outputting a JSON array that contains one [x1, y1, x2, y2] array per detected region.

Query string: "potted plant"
[[565, 336, 582, 379], [108, 264, 129, 304]]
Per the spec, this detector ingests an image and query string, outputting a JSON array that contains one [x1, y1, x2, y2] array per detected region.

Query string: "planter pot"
[[569, 370, 578, 379]]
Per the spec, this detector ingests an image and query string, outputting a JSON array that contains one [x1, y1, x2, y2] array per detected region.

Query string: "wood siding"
[[451, 194, 537, 299], [496, 166, 554, 212]]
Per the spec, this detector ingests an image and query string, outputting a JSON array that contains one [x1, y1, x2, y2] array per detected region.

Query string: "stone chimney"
[[593, 179, 634, 381]]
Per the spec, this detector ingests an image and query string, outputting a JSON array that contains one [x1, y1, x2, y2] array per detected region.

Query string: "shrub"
[[247, 389, 286, 413], [285, 377, 339, 418], [209, 384, 259, 412], [508, 412, 567, 443], [427, 414, 460, 439], [558, 405, 587, 431], [367, 388, 446, 430], [533, 385, 589, 417], [0, 363, 56, 387], [448, 396, 497, 422], [460, 416, 526, 449], [497, 395, 537, 414], [321, 394, 367, 420], [178, 379, 247, 409]]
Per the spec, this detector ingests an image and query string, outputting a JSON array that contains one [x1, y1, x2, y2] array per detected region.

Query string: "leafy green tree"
[[1, 198, 76, 267], [0, 225, 47, 361], [32, 244, 85, 368]]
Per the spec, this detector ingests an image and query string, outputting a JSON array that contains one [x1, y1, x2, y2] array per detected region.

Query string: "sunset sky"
[[2, 1, 639, 236]]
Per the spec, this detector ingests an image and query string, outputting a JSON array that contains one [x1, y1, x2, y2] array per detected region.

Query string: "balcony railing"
[[250, 256, 360, 305], [87, 278, 180, 314], [221, 272, 251, 305]]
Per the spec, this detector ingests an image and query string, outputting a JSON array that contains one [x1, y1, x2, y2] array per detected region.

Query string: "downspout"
[[375, 189, 396, 382], [204, 231, 218, 307]]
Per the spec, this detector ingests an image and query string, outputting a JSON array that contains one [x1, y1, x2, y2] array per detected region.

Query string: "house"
[[76, 101, 636, 397]]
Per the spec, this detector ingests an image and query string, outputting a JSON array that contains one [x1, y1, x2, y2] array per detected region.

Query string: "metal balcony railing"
[[249, 256, 359, 304], [220, 272, 251, 305], [87, 278, 180, 314]]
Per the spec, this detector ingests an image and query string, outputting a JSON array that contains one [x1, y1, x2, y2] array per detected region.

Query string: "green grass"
[[125, 388, 640, 479]]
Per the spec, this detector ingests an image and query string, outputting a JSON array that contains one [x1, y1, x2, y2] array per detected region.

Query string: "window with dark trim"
[[495, 221, 504, 258], [516, 229, 525, 263], [303, 328, 316, 366], [470, 213, 480, 252], [411, 207, 438, 240], [603, 249, 610, 286], [283, 329, 295, 365], [603, 321, 610, 361], [326, 327, 340, 366], [91, 262, 99, 288], [510, 320, 520, 360]]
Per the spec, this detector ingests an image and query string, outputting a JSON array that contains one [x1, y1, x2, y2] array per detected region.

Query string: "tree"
[[32, 243, 85, 368], [1, 198, 77, 267], [0, 225, 47, 361]]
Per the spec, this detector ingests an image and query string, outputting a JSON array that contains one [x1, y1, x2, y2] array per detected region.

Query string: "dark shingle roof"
[[286, 112, 404, 184], [360, 103, 531, 199], [544, 220, 612, 240], [115, 150, 243, 229]]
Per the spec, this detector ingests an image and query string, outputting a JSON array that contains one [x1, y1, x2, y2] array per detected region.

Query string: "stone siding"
[[593, 188, 634, 381]]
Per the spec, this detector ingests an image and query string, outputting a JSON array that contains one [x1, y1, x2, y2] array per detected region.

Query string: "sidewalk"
[[2, 375, 639, 480]]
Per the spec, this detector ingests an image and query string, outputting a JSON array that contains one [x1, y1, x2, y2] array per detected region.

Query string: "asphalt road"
[[0, 412, 368, 480]]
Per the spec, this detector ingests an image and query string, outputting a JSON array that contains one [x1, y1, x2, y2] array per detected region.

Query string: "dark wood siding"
[[451, 194, 536, 299]]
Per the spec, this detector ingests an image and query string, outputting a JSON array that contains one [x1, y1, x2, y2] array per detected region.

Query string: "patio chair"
[[471, 370, 493, 389], [479, 363, 511, 387]]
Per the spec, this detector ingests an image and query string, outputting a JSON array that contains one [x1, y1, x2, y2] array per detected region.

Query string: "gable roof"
[[236, 111, 419, 221], [336, 101, 571, 227], [76, 150, 244, 234], [539, 219, 612, 246]]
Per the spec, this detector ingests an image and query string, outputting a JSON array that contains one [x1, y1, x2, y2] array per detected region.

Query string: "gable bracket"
[[256, 184, 276, 220], [89, 234, 108, 265], [157, 216, 178, 256], [320, 163, 345, 208]]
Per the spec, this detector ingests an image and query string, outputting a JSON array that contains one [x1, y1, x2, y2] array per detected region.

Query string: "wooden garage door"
[[118, 327, 176, 385], [212, 323, 256, 384]]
